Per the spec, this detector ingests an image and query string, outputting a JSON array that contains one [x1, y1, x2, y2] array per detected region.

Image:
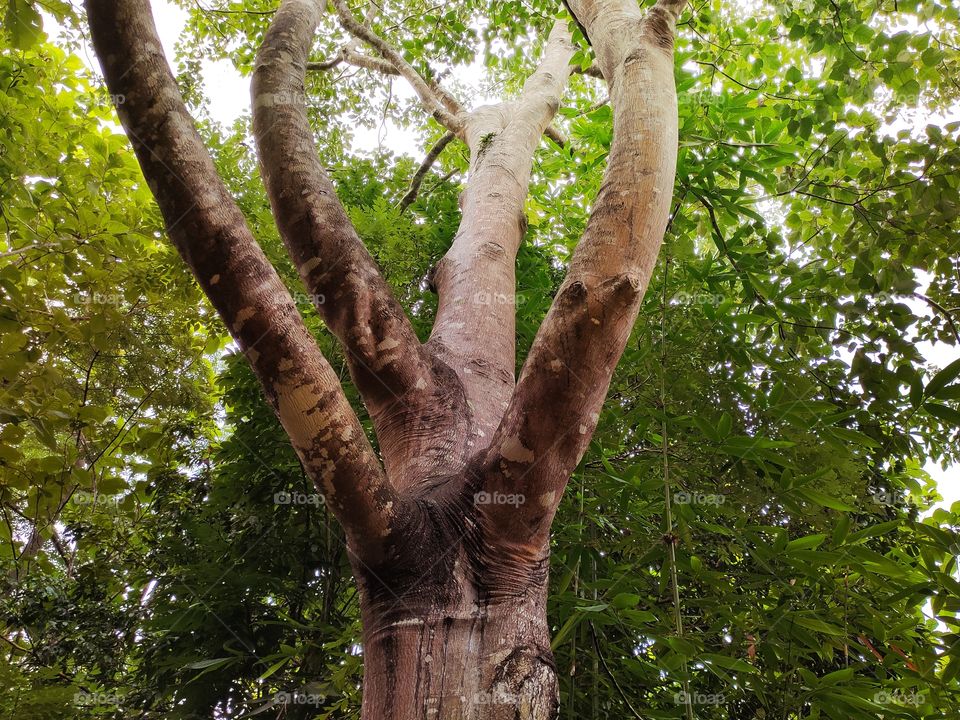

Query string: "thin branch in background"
[[695, 59, 805, 103], [545, 124, 568, 148], [912, 292, 960, 344], [659, 253, 694, 720], [572, 63, 604, 79], [589, 623, 645, 720], [397, 131, 456, 212], [331, 0, 465, 135]]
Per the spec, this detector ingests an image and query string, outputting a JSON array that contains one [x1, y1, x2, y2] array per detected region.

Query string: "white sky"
[[80, 2, 960, 512]]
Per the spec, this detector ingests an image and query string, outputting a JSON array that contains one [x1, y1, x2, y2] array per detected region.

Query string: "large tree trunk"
[[356, 519, 556, 719], [83, 0, 686, 716]]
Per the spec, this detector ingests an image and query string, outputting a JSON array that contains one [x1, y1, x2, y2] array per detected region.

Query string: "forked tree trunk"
[[355, 495, 556, 719], [84, 0, 687, 717]]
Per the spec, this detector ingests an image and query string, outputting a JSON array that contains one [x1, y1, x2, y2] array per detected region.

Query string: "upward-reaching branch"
[[481, 0, 688, 544], [253, 0, 472, 484], [309, 14, 577, 468], [426, 21, 576, 443], [84, 0, 397, 556]]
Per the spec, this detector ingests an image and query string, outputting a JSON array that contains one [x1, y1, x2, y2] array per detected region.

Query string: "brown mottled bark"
[[482, 0, 689, 550], [251, 0, 467, 484], [84, 0, 687, 716], [84, 0, 398, 559]]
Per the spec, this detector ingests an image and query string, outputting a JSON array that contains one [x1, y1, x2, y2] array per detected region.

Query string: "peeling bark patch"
[[491, 644, 560, 720], [301, 256, 322, 274], [232, 306, 257, 333], [276, 382, 323, 421], [501, 436, 536, 464]]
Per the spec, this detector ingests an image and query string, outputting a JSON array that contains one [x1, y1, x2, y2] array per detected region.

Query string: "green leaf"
[[832, 514, 851, 546], [934, 383, 960, 400], [925, 357, 960, 397], [792, 616, 846, 636], [820, 668, 855, 684], [183, 657, 234, 670], [257, 657, 291, 681], [3, 0, 43, 49], [786, 533, 827, 552], [611, 593, 641, 610], [717, 412, 732, 438], [700, 653, 759, 674], [574, 603, 608, 613], [794, 487, 856, 512], [924, 402, 960, 426]]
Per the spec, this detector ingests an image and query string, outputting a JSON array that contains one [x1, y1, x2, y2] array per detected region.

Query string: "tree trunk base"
[[361, 605, 558, 720], [355, 517, 558, 720]]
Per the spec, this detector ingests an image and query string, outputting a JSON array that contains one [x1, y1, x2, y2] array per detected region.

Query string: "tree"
[[3, 0, 960, 718], [82, 0, 689, 715]]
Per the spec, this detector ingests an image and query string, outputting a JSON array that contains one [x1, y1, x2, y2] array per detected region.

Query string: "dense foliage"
[[1, 0, 959, 718]]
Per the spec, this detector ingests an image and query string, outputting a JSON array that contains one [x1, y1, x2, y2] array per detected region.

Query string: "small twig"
[[695, 60, 804, 102], [912, 292, 960, 343], [398, 131, 456, 212], [589, 623, 645, 719], [331, 0, 464, 134]]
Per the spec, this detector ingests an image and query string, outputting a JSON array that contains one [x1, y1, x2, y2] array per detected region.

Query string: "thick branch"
[[85, 0, 396, 554], [253, 1, 433, 415], [255, 0, 473, 484], [426, 21, 576, 441], [481, 0, 688, 543]]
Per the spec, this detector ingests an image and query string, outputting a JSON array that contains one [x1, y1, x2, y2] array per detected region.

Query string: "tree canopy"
[[1, 0, 959, 718]]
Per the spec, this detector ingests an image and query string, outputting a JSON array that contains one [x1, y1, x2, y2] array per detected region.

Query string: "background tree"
[[1, 0, 959, 718]]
